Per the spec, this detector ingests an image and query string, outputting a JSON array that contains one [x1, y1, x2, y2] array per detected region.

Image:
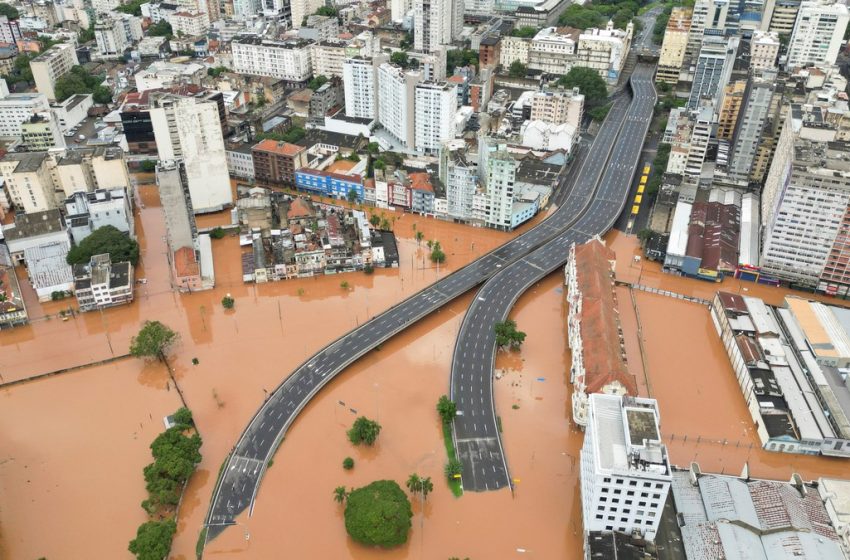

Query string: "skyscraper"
[[413, 0, 463, 53], [786, 0, 849, 69], [687, 35, 739, 110], [726, 72, 776, 182]]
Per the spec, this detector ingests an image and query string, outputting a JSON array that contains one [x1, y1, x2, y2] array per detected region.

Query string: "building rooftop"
[[3, 209, 65, 241], [174, 246, 199, 278], [672, 470, 844, 560], [590, 394, 668, 475], [296, 129, 363, 151], [253, 138, 305, 157]]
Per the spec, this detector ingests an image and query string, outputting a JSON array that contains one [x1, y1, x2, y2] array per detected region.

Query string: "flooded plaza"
[[3, 179, 850, 558]]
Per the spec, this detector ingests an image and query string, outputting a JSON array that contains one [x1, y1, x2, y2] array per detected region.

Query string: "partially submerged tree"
[[344, 480, 412, 547], [347, 416, 382, 446], [494, 319, 526, 350], [130, 321, 179, 363]]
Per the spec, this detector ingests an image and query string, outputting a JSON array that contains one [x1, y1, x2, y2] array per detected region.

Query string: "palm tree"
[[406, 473, 422, 496], [333, 486, 348, 504], [420, 477, 433, 501], [415, 231, 424, 245]]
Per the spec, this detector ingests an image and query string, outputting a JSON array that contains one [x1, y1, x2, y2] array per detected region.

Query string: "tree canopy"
[[128, 519, 176, 560], [130, 321, 179, 362], [344, 480, 412, 548], [256, 126, 306, 144], [66, 225, 139, 266], [508, 61, 527, 78], [436, 395, 457, 425], [494, 319, 526, 350], [0, 3, 19, 19], [446, 48, 478, 73], [347, 416, 382, 446], [314, 5, 338, 16], [54, 65, 112, 104], [557, 67, 608, 107], [147, 20, 173, 38], [116, 0, 145, 16], [511, 26, 538, 38], [307, 74, 328, 90]]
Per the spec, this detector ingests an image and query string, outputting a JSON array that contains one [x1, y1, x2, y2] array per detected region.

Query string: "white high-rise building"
[[391, 0, 412, 21], [232, 37, 313, 85], [414, 0, 462, 53], [0, 79, 50, 137], [580, 394, 671, 541], [414, 81, 457, 154], [686, 0, 730, 61], [94, 13, 143, 57], [687, 35, 739, 110], [377, 63, 421, 148], [786, 0, 849, 69], [750, 29, 780, 70], [529, 88, 585, 129], [479, 137, 518, 230], [30, 43, 79, 102], [149, 92, 233, 213], [440, 141, 476, 220], [342, 55, 386, 119]]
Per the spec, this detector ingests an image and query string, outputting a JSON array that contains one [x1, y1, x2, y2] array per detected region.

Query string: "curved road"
[[203, 71, 642, 541], [449, 64, 658, 492]]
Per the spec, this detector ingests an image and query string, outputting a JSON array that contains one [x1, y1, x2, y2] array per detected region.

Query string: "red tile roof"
[[174, 246, 199, 278], [253, 139, 305, 157], [574, 240, 638, 396]]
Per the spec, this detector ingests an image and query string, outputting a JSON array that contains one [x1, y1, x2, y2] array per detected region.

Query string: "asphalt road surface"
[[203, 67, 654, 541], [450, 64, 657, 492]]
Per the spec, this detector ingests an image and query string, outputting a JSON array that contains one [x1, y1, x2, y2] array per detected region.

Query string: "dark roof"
[[4, 209, 65, 241], [587, 531, 655, 559], [685, 202, 740, 273], [762, 412, 798, 439], [296, 129, 363, 150], [480, 35, 500, 46], [372, 230, 399, 264], [516, 158, 561, 185], [109, 261, 131, 289]]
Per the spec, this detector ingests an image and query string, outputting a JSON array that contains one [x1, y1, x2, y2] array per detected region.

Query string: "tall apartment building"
[[750, 29, 780, 70], [0, 152, 57, 213], [414, 0, 463, 53], [94, 13, 143, 58], [717, 80, 746, 140], [683, 104, 713, 191], [656, 7, 692, 84], [686, 0, 730, 62], [377, 63, 421, 149], [767, 0, 801, 34], [786, 0, 849, 70], [529, 88, 584, 129], [727, 72, 776, 182], [580, 394, 671, 542], [414, 81, 457, 154], [21, 113, 65, 150], [149, 91, 233, 213], [30, 43, 79, 101], [0, 16, 22, 47], [232, 37, 313, 87], [440, 141, 476, 220], [342, 56, 385, 120], [391, 0, 411, 21], [311, 40, 349, 78], [252, 139, 307, 187], [687, 35, 739, 110], [291, 0, 325, 30], [0, 79, 50, 137], [479, 137, 518, 230], [761, 120, 850, 290], [73, 253, 134, 312]]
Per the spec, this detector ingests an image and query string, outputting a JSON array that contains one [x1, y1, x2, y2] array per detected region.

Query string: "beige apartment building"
[[30, 43, 79, 101]]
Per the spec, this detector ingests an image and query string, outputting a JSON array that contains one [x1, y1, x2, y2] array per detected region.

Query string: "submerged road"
[[450, 64, 658, 491], [203, 69, 647, 541]]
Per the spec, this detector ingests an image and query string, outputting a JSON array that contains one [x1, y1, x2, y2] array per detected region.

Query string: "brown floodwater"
[[199, 273, 583, 559], [6, 183, 850, 559], [0, 358, 182, 559]]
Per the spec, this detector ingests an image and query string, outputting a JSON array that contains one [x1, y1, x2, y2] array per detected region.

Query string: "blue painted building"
[[294, 169, 364, 201]]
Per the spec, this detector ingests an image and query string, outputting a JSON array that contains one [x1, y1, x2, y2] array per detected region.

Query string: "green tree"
[[66, 225, 140, 266], [347, 188, 359, 204], [415, 230, 424, 245], [334, 485, 349, 503], [369, 214, 381, 227], [116, 0, 145, 15], [420, 477, 433, 501], [307, 74, 328, 90], [343, 457, 355, 470], [209, 226, 226, 239], [444, 458, 463, 480], [0, 3, 19, 19], [347, 416, 382, 446], [380, 217, 392, 230], [436, 395, 457, 424], [139, 160, 157, 172], [390, 51, 410, 68], [558, 4, 606, 29], [256, 126, 306, 144], [430, 241, 446, 264], [446, 48, 479, 73], [130, 321, 179, 363], [172, 407, 193, 427], [406, 473, 421, 496], [366, 142, 380, 155], [494, 319, 526, 350], [511, 26, 538, 38], [314, 5, 338, 16], [588, 103, 611, 122], [557, 67, 607, 107], [221, 295, 235, 309], [344, 480, 412, 547], [147, 20, 172, 38], [508, 60, 527, 78], [93, 85, 112, 104], [128, 519, 176, 560]]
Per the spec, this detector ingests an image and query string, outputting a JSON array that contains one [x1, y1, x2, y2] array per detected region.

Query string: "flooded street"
[[4, 177, 850, 559], [200, 274, 582, 560]]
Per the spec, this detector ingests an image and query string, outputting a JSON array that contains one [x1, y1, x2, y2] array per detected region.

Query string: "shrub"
[[344, 480, 412, 547], [343, 457, 355, 470]]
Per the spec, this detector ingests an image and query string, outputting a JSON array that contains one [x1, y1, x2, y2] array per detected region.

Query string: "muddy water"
[[0, 359, 182, 559], [200, 273, 583, 559]]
